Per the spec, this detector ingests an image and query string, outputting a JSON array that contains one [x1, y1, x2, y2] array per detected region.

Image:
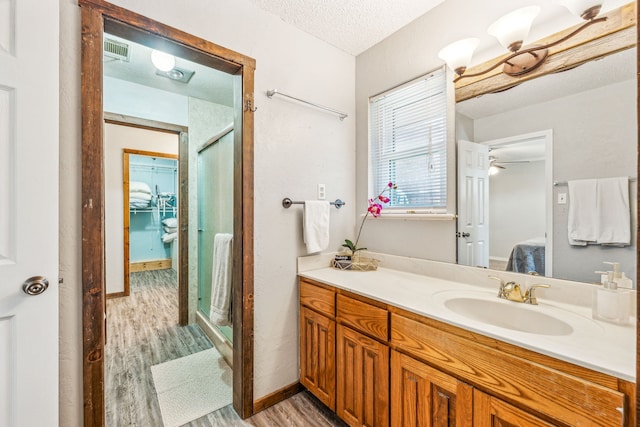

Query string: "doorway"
[[80, 1, 256, 424]]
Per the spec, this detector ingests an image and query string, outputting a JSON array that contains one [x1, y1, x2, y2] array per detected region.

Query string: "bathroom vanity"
[[298, 254, 636, 427]]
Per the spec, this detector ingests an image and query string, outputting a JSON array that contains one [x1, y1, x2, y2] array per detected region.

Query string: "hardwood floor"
[[106, 270, 345, 426]]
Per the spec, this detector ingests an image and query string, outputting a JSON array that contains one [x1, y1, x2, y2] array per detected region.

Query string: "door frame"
[[123, 147, 179, 297], [482, 130, 553, 276], [104, 114, 186, 300], [79, 0, 256, 424]]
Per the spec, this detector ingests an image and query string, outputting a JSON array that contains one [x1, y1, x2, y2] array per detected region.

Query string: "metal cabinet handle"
[[22, 276, 49, 296]]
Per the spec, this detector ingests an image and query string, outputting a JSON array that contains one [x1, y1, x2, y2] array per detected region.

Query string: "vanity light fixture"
[[151, 49, 176, 72], [438, 1, 607, 82]]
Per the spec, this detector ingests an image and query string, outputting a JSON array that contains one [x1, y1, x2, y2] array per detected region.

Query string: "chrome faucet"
[[489, 276, 550, 305]]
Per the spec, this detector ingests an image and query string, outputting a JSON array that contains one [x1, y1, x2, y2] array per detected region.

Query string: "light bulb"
[[488, 6, 540, 52], [151, 50, 175, 72], [438, 38, 480, 76]]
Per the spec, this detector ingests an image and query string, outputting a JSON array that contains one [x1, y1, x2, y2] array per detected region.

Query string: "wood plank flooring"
[[106, 269, 345, 426]]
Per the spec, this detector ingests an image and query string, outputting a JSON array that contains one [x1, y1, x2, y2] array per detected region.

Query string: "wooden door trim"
[[105, 114, 184, 304], [122, 146, 179, 300], [80, 1, 256, 424]]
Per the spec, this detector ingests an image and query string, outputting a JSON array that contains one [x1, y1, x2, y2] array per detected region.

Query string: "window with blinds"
[[369, 68, 447, 213]]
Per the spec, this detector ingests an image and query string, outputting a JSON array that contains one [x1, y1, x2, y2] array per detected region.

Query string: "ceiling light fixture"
[[151, 49, 176, 72], [438, 1, 607, 82]]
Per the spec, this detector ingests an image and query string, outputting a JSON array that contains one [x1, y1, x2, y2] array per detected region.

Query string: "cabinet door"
[[391, 350, 473, 427], [300, 306, 336, 409], [473, 389, 555, 427], [337, 324, 389, 427]]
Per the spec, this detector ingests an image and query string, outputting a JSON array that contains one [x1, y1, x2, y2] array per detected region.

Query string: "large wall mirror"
[[455, 41, 637, 284]]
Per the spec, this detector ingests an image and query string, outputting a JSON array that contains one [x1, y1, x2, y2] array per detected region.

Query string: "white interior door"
[[457, 140, 489, 267], [0, 1, 59, 426]]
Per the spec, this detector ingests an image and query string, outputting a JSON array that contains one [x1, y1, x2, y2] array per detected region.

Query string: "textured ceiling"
[[247, 0, 446, 55]]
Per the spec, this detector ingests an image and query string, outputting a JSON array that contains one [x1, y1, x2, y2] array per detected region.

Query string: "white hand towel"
[[209, 233, 233, 326], [303, 201, 330, 254], [567, 179, 597, 246], [596, 177, 630, 246]]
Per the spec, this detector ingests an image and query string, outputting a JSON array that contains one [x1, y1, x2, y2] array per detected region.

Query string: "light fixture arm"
[[454, 16, 607, 82]]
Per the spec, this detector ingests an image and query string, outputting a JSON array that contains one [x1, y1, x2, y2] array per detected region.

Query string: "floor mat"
[[151, 347, 232, 426]]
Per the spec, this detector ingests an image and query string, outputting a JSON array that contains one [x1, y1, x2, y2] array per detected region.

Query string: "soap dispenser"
[[592, 271, 630, 325], [602, 261, 633, 289]]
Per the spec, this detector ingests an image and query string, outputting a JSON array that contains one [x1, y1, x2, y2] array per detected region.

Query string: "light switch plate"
[[558, 193, 567, 204], [318, 184, 326, 200]]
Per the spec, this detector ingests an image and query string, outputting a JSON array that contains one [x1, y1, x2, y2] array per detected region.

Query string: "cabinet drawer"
[[300, 279, 335, 318], [391, 313, 625, 426], [337, 294, 388, 341]]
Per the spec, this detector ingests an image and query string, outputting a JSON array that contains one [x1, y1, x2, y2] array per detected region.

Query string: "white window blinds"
[[370, 68, 447, 212]]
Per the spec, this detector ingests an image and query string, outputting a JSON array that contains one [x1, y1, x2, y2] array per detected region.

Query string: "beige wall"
[[59, 0, 355, 425], [104, 123, 179, 295]]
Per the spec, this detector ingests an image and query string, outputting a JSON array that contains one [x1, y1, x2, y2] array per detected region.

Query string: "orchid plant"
[[342, 182, 397, 256]]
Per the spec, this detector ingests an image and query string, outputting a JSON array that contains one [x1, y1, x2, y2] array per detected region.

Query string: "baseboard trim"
[[253, 382, 304, 414], [130, 259, 172, 272]]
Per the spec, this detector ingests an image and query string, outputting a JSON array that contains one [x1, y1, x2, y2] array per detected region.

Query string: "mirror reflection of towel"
[[567, 177, 630, 246], [596, 177, 630, 246], [568, 179, 597, 246], [209, 233, 233, 326]]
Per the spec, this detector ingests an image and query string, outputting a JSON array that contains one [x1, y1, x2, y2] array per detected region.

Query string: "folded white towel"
[[567, 179, 598, 246], [596, 177, 630, 246], [210, 233, 233, 326], [161, 232, 177, 243], [130, 181, 152, 194], [164, 226, 178, 233], [130, 191, 152, 201], [162, 217, 178, 228], [303, 201, 330, 254]]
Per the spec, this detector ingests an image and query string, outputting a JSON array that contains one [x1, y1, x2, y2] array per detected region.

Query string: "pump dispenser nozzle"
[[603, 262, 622, 279]]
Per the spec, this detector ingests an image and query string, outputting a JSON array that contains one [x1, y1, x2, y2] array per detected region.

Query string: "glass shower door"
[[197, 131, 234, 343]]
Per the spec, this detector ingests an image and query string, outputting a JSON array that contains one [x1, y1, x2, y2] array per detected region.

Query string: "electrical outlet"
[[558, 193, 567, 204], [317, 184, 326, 200]]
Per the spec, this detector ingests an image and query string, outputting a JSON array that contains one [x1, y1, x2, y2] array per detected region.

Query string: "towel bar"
[[282, 198, 345, 209]]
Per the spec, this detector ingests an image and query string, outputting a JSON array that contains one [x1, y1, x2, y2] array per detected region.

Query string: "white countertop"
[[298, 260, 636, 382]]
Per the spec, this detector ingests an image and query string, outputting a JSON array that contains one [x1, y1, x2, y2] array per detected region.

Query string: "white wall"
[[59, 0, 355, 424], [104, 123, 179, 295], [489, 161, 546, 260], [104, 76, 189, 126]]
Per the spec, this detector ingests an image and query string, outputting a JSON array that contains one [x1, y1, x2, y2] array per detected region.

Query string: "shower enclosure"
[[197, 128, 234, 343]]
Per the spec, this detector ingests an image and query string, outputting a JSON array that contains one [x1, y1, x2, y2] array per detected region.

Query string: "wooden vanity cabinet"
[[391, 350, 473, 427], [299, 279, 336, 409], [299, 277, 635, 427], [336, 294, 390, 427], [473, 390, 555, 427], [336, 324, 389, 427]]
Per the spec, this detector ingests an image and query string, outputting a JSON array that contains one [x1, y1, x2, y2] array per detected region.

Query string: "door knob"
[[22, 276, 49, 296], [456, 232, 471, 238]]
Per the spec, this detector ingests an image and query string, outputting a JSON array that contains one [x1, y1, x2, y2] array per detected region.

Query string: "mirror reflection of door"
[[456, 140, 489, 268], [124, 150, 179, 293], [104, 124, 179, 298]]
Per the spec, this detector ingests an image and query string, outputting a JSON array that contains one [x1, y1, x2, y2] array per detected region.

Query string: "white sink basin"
[[431, 290, 603, 337], [444, 297, 573, 336]]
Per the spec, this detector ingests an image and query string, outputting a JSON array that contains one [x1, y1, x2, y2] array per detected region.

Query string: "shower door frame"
[[80, 0, 256, 424]]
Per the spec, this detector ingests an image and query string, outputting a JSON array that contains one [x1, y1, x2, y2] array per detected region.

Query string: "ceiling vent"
[[104, 38, 130, 62]]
